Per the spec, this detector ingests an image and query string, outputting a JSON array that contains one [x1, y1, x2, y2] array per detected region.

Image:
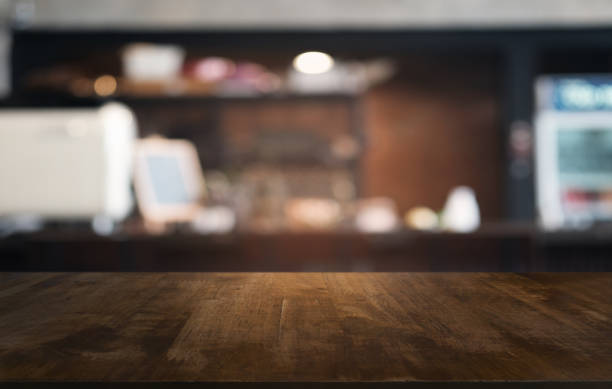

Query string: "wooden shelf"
[[4, 91, 358, 107]]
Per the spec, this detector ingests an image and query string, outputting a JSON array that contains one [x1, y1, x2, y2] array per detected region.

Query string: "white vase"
[[442, 186, 480, 233]]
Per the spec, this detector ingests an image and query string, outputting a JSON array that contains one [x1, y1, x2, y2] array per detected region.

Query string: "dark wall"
[[363, 54, 502, 218]]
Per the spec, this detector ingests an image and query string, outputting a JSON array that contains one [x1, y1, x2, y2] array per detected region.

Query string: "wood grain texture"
[[0, 273, 611, 383]]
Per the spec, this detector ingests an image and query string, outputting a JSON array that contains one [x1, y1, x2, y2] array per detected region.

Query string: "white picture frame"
[[133, 137, 205, 226]]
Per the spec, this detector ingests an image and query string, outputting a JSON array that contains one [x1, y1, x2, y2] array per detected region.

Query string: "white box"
[[0, 103, 136, 221]]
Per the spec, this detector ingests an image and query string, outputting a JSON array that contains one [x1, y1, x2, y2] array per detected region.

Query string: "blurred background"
[[1, 0, 612, 271]]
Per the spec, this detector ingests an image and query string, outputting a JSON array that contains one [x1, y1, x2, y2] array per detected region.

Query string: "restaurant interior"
[[2, 21, 612, 272], [0, 1, 611, 387]]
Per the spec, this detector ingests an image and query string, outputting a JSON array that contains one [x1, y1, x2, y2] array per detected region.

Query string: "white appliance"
[[535, 76, 612, 230], [0, 103, 137, 223]]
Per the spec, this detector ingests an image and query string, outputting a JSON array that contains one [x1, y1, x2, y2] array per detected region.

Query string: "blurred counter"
[[1, 223, 611, 272]]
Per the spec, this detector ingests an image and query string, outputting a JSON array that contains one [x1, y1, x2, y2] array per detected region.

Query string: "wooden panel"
[[0, 273, 610, 384], [362, 56, 502, 219]]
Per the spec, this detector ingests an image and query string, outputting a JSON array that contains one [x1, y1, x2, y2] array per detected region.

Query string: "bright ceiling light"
[[293, 51, 334, 74]]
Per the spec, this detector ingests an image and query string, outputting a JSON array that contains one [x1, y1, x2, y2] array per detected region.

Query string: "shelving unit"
[[8, 27, 612, 220], [5, 27, 612, 224]]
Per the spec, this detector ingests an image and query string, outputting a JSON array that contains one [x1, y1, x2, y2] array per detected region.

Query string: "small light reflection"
[[94, 75, 117, 96]]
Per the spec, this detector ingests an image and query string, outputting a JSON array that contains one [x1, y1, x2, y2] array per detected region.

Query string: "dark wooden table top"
[[0, 272, 611, 387]]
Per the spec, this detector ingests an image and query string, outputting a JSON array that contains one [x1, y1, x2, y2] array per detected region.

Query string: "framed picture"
[[133, 137, 206, 227]]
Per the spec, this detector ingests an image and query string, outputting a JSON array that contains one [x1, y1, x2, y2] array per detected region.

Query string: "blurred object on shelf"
[[0, 103, 136, 229], [184, 57, 281, 96], [404, 206, 439, 230], [191, 205, 236, 234], [354, 197, 399, 233], [285, 198, 342, 231], [93, 74, 117, 97], [288, 58, 394, 94], [288, 65, 345, 93], [122, 43, 185, 81], [217, 62, 280, 95], [28, 69, 216, 98], [219, 94, 360, 232], [229, 165, 356, 232], [22, 47, 388, 98], [184, 57, 236, 82], [441, 186, 480, 232], [252, 71, 282, 94], [133, 136, 206, 233]]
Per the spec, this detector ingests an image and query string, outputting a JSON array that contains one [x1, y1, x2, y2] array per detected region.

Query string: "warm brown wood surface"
[[0, 273, 611, 384]]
